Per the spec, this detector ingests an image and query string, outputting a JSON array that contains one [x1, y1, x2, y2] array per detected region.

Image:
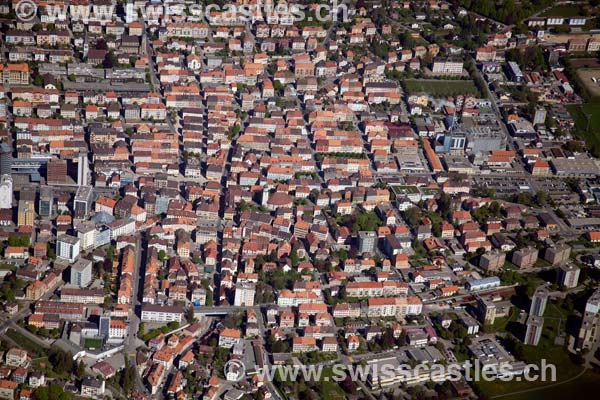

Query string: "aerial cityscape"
[[1, 0, 600, 399]]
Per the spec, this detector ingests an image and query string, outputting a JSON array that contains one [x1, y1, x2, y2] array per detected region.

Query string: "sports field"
[[576, 69, 600, 98], [403, 79, 480, 97]]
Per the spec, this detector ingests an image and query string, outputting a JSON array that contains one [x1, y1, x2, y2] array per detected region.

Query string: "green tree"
[[76, 360, 86, 379], [48, 346, 74, 374], [34, 384, 72, 400], [535, 190, 548, 207], [186, 307, 196, 323], [103, 51, 117, 69], [119, 360, 136, 394], [8, 236, 30, 247], [290, 249, 299, 267], [403, 207, 421, 228], [106, 245, 116, 261], [227, 124, 241, 138]]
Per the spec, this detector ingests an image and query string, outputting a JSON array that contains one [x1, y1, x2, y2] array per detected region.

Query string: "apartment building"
[[431, 57, 463, 75], [292, 336, 317, 353], [0, 63, 30, 85], [141, 304, 184, 323], [218, 328, 242, 349], [81, 377, 105, 398], [5, 348, 29, 368], [60, 287, 104, 304]]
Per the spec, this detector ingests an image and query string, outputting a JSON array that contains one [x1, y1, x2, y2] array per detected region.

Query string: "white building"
[[218, 328, 242, 348], [109, 219, 136, 240], [70, 258, 92, 287], [76, 221, 96, 251], [57, 234, 81, 263], [81, 377, 105, 398], [465, 276, 501, 291], [140, 304, 184, 323], [233, 282, 256, 306], [0, 175, 13, 209], [432, 57, 463, 75], [108, 319, 128, 339]]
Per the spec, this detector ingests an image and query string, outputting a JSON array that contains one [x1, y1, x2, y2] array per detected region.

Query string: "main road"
[[125, 233, 147, 394]]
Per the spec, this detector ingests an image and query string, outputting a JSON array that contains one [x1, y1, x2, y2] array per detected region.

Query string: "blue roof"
[[92, 212, 115, 225]]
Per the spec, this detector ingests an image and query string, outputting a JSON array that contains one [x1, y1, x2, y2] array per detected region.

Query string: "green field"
[[316, 368, 346, 400], [475, 344, 584, 398], [540, 5, 582, 17], [5, 329, 46, 357], [501, 370, 600, 400], [0, 264, 16, 271], [83, 337, 103, 349], [403, 79, 480, 96], [567, 103, 600, 156]]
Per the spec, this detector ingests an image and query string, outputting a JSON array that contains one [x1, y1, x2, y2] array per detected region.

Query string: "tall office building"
[[38, 186, 54, 217], [99, 314, 111, 338], [74, 185, 93, 219], [0, 143, 12, 176], [533, 107, 547, 125], [234, 282, 256, 307], [358, 231, 377, 254], [69, 258, 92, 287], [57, 234, 81, 263], [46, 159, 68, 184], [530, 286, 549, 317], [77, 153, 89, 187], [76, 221, 96, 251], [576, 289, 600, 350], [558, 264, 580, 289], [524, 315, 544, 346], [477, 297, 497, 325]]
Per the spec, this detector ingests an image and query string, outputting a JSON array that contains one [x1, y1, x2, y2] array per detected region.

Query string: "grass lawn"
[[502, 370, 600, 400], [30, 356, 70, 379], [5, 329, 46, 357], [403, 79, 480, 96], [567, 103, 600, 156], [474, 344, 583, 398], [273, 366, 346, 400], [540, 5, 582, 17], [314, 367, 346, 400], [490, 307, 519, 332], [0, 264, 16, 271], [83, 337, 103, 349]]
